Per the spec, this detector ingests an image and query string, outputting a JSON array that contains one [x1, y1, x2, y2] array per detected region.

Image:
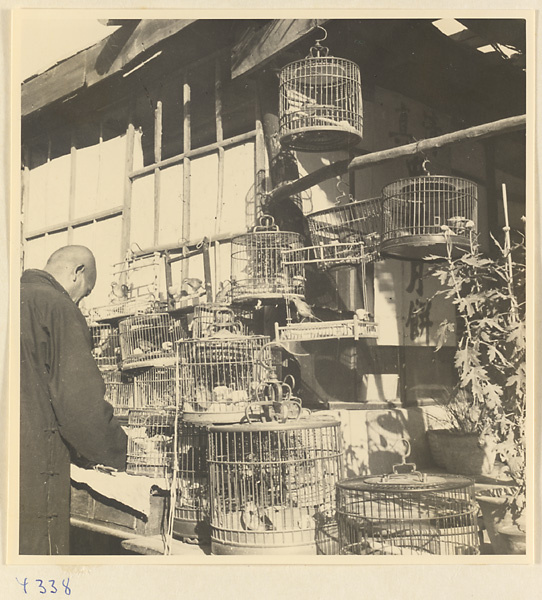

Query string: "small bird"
[[109, 281, 131, 300], [181, 278, 205, 297], [291, 296, 320, 322], [240, 502, 265, 532]]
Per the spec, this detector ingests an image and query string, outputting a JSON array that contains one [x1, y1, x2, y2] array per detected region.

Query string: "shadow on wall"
[[338, 407, 434, 478]]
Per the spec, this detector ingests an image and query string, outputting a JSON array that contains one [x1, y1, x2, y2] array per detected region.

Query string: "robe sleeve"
[[46, 301, 127, 471]]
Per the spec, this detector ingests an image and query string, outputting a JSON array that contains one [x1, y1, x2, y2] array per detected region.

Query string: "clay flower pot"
[[475, 491, 526, 555]]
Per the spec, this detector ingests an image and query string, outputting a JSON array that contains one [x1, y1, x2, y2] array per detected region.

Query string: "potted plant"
[[427, 196, 526, 553]]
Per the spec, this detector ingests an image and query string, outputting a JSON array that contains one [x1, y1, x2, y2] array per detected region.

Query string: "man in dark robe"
[[20, 245, 127, 555]]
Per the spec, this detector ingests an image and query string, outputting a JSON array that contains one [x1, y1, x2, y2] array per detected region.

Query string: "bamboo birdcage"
[[306, 197, 382, 266], [279, 30, 363, 152], [381, 175, 478, 260], [89, 252, 167, 321], [177, 335, 271, 423], [119, 312, 186, 369], [173, 423, 210, 543], [230, 216, 305, 303], [102, 369, 135, 419], [133, 365, 177, 409], [89, 323, 121, 370], [126, 408, 179, 477], [207, 417, 344, 555], [336, 469, 480, 556]]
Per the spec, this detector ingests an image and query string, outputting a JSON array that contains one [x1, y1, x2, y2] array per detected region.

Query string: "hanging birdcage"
[[279, 27, 363, 152], [173, 423, 210, 543], [191, 304, 253, 338], [89, 252, 167, 321], [207, 417, 343, 555], [89, 323, 121, 370], [336, 467, 480, 556], [119, 312, 186, 369], [102, 369, 135, 419], [381, 175, 478, 260], [231, 216, 305, 303], [305, 197, 382, 266], [177, 335, 271, 423], [126, 408, 179, 477], [133, 365, 177, 409]]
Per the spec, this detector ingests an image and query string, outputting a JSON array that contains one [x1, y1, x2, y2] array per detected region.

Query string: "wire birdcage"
[[306, 197, 382, 266], [89, 252, 167, 320], [88, 323, 121, 370], [133, 365, 177, 409], [231, 216, 305, 303], [173, 423, 210, 543], [119, 313, 186, 369], [336, 470, 480, 556], [381, 175, 478, 260], [102, 369, 135, 419], [177, 335, 271, 423], [279, 28, 363, 152], [207, 417, 344, 555], [126, 408, 178, 477], [191, 304, 252, 338]]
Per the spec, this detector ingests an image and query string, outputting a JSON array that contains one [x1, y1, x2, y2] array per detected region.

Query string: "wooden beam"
[[26, 206, 124, 240], [231, 19, 329, 79], [349, 115, 526, 171], [153, 101, 163, 247], [269, 115, 526, 202], [182, 79, 191, 279], [120, 123, 135, 260], [22, 20, 196, 117], [67, 137, 77, 244], [129, 130, 256, 180]]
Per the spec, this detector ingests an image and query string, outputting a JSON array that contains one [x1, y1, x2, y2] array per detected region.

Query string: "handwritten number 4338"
[[16, 578, 71, 595]]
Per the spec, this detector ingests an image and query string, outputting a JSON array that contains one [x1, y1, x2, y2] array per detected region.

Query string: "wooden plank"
[[22, 20, 196, 117], [129, 130, 256, 180], [154, 101, 163, 247], [120, 123, 135, 260], [121, 534, 210, 556], [182, 79, 192, 280], [231, 19, 329, 79]]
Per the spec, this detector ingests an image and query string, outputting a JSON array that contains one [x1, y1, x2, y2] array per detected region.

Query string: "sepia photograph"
[[8, 10, 534, 568]]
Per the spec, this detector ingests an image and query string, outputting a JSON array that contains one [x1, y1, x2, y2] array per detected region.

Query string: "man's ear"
[[74, 264, 85, 280]]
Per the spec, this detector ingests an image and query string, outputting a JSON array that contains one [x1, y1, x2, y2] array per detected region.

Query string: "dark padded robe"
[[20, 269, 127, 555]]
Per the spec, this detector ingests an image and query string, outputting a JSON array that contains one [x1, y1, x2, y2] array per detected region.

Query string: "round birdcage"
[[173, 423, 210, 543], [126, 408, 178, 477], [133, 365, 177, 409], [381, 175, 478, 260], [279, 31, 363, 152], [102, 369, 134, 420], [119, 312, 186, 369], [177, 335, 271, 424], [191, 304, 253, 338], [336, 470, 480, 556], [231, 216, 305, 303], [207, 417, 344, 555], [89, 323, 121, 370]]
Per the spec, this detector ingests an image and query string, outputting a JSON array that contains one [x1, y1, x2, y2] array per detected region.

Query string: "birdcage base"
[[280, 126, 362, 153], [231, 290, 304, 303], [183, 410, 247, 425], [211, 531, 318, 556], [275, 317, 378, 342], [122, 355, 177, 370], [173, 516, 211, 544], [380, 234, 471, 261]]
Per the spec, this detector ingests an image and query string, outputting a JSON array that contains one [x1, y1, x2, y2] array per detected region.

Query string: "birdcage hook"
[[335, 179, 351, 205], [422, 158, 431, 175], [309, 24, 330, 57]]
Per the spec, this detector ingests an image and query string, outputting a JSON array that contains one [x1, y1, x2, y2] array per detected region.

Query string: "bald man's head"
[[44, 245, 97, 305]]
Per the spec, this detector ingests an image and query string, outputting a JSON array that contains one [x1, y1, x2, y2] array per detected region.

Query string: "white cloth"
[[71, 464, 169, 516]]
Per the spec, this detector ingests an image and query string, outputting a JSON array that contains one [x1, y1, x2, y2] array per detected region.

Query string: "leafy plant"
[[428, 224, 526, 519]]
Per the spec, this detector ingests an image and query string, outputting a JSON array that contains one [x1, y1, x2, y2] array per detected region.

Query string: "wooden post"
[[182, 79, 191, 280], [214, 59, 224, 298], [120, 122, 135, 260], [153, 100, 163, 248], [67, 133, 77, 244], [202, 237, 213, 303]]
